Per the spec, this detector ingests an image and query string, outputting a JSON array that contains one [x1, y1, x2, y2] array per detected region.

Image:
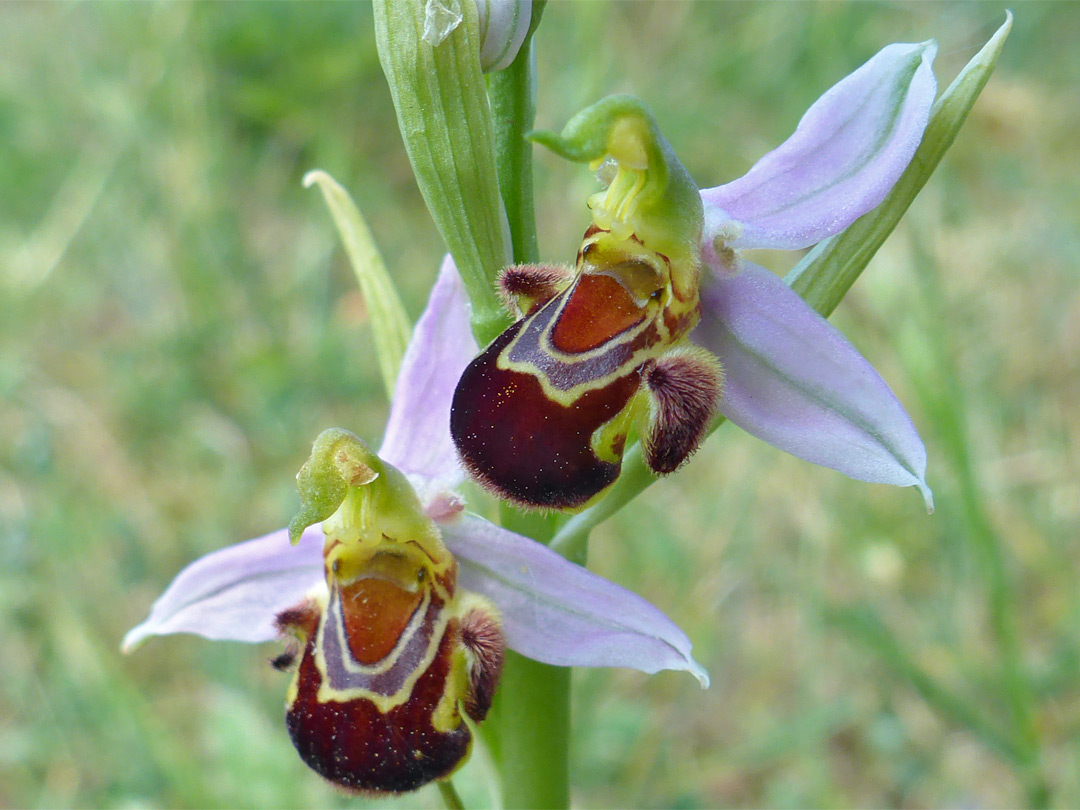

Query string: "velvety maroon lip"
[[451, 317, 643, 510]]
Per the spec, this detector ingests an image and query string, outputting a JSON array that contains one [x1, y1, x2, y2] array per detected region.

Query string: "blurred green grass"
[[2, 2, 1078, 807]]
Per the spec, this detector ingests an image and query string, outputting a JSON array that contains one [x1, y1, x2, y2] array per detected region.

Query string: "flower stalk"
[[484, 6, 575, 805], [487, 1, 545, 265], [489, 504, 570, 809]]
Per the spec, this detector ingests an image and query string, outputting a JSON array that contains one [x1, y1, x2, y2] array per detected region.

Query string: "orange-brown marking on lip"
[[550, 274, 644, 353], [339, 579, 423, 664]]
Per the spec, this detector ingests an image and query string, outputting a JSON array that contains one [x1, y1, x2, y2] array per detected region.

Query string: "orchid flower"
[[451, 41, 936, 512], [123, 256, 706, 794]]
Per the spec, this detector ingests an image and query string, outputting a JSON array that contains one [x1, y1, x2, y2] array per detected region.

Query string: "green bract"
[[373, 0, 512, 346], [303, 170, 411, 399]]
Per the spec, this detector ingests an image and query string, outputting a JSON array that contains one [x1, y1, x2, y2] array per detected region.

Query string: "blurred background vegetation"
[[2, 2, 1078, 807]]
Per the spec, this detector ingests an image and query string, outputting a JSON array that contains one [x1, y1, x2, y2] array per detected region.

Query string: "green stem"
[[494, 506, 570, 808], [487, 505, 570, 809], [487, 3, 545, 265], [483, 8, 572, 808], [488, 53, 539, 264], [491, 652, 571, 809], [437, 779, 465, 810]]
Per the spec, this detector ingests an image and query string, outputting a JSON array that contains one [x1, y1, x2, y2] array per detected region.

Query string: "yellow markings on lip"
[[590, 389, 646, 465], [431, 645, 470, 735], [313, 540, 457, 713], [495, 306, 657, 408], [313, 514, 460, 711], [492, 232, 689, 409], [313, 587, 450, 714]]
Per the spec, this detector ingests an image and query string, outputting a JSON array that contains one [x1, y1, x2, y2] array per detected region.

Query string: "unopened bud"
[[475, 0, 532, 72]]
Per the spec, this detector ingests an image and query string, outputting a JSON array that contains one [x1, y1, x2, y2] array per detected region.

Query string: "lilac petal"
[[701, 41, 937, 252], [379, 255, 478, 499], [695, 261, 932, 510], [122, 527, 324, 652], [442, 514, 709, 686]]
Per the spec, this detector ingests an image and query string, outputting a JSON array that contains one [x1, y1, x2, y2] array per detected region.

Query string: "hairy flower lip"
[[124, 255, 709, 686]]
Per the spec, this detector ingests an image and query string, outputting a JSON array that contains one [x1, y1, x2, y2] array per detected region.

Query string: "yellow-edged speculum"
[[279, 431, 503, 794], [451, 224, 722, 510]]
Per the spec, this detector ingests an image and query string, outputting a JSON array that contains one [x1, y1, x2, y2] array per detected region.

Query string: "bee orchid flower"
[[123, 256, 706, 794], [451, 40, 937, 512]]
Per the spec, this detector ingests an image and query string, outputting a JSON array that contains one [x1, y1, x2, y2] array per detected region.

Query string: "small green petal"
[[303, 170, 411, 399]]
